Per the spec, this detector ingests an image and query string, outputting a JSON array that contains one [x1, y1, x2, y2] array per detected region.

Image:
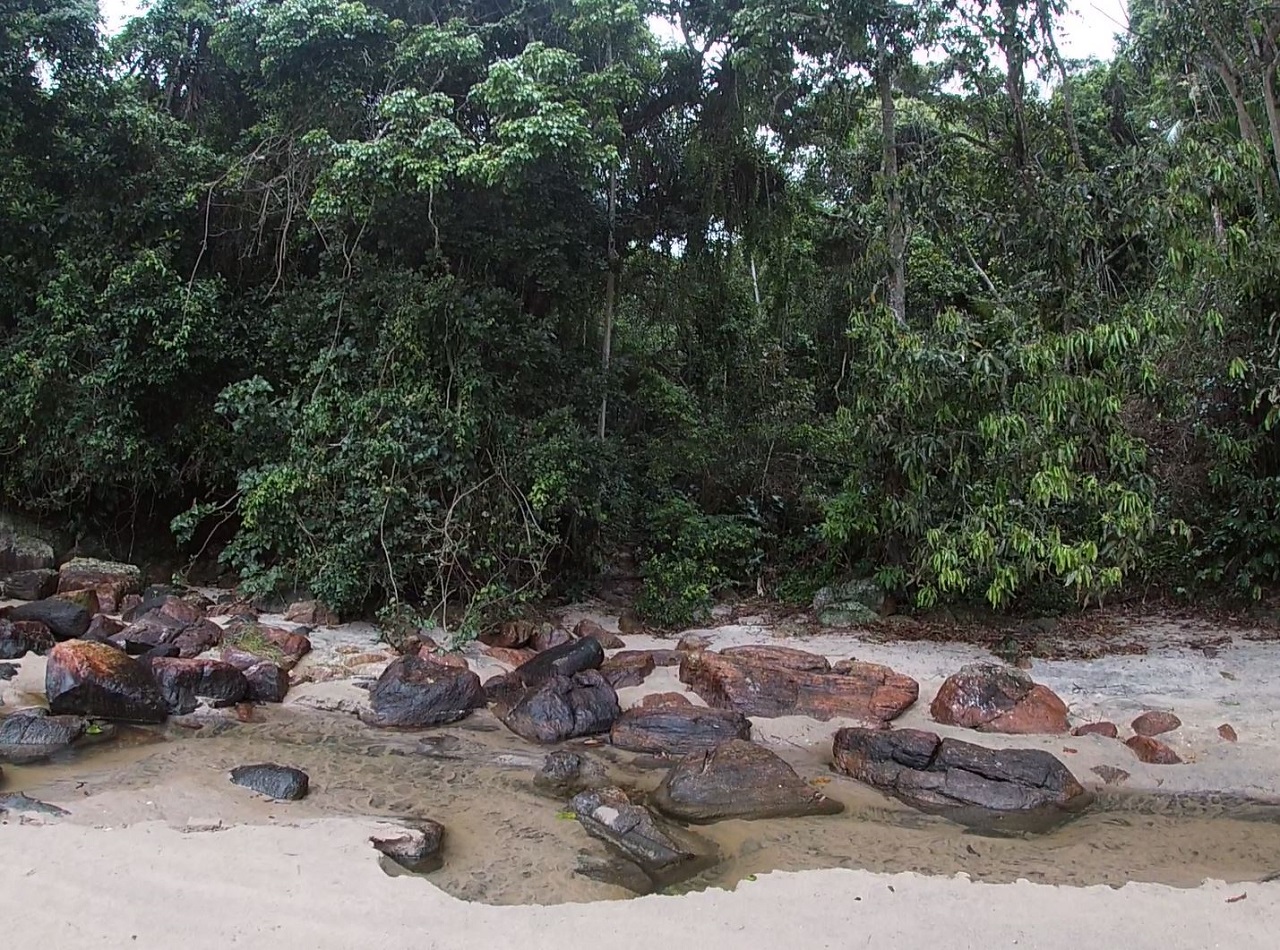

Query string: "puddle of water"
[[4, 707, 1280, 905]]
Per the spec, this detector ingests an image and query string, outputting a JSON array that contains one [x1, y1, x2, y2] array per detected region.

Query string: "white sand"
[[0, 817, 1273, 949]]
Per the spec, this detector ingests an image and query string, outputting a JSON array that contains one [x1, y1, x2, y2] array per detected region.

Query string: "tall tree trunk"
[[877, 31, 906, 327], [1000, 0, 1029, 170], [1212, 61, 1280, 207], [1039, 2, 1083, 169], [598, 36, 619, 441]]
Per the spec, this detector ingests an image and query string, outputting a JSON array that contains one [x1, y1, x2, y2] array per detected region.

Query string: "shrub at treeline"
[[4, 0, 1280, 630]]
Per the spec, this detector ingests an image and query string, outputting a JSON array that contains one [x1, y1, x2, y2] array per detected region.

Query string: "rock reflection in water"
[[6, 706, 1280, 905]]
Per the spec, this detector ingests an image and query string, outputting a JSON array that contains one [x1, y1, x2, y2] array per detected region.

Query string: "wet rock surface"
[[0, 618, 55, 659], [372, 821, 445, 872], [147, 657, 249, 714], [222, 622, 312, 670], [229, 763, 309, 800], [498, 670, 620, 744], [679, 650, 918, 722], [45, 640, 167, 723], [610, 704, 751, 756], [570, 786, 715, 890], [243, 662, 290, 703], [533, 750, 607, 795], [0, 709, 92, 764], [4, 598, 90, 641], [720, 645, 830, 672], [652, 739, 843, 823], [833, 726, 1088, 813], [507, 637, 605, 690], [930, 663, 1071, 735], [365, 656, 487, 727], [600, 650, 655, 688]]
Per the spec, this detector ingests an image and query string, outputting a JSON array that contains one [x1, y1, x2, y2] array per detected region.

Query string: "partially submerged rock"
[[1131, 711, 1181, 737], [230, 763, 309, 800], [1072, 721, 1119, 739], [679, 650, 917, 722], [930, 663, 1070, 735], [610, 704, 750, 756], [371, 821, 445, 872], [832, 726, 1088, 813], [0, 709, 92, 764], [45, 640, 167, 723], [5, 598, 90, 641], [533, 750, 608, 795], [498, 670, 620, 743], [571, 786, 714, 890], [147, 657, 249, 714], [57, 558, 142, 614], [365, 655, 486, 727], [651, 739, 843, 823]]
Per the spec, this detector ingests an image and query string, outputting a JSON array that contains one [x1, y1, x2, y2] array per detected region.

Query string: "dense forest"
[[3, 0, 1280, 634]]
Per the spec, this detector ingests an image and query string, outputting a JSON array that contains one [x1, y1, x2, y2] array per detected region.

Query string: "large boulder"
[[812, 579, 883, 626], [571, 786, 715, 891], [147, 657, 249, 714], [4, 598, 90, 641], [652, 739, 844, 823], [45, 640, 167, 723], [0, 526, 55, 574], [364, 655, 486, 727], [498, 670, 620, 744], [930, 663, 1070, 734], [122, 594, 204, 626], [679, 650, 918, 722], [610, 704, 751, 756], [0, 619, 55, 659], [221, 621, 311, 670], [230, 764, 309, 800], [1, 568, 58, 601], [832, 727, 1087, 813], [507, 636, 604, 690], [56, 558, 143, 614], [243, 662, 290, 703]]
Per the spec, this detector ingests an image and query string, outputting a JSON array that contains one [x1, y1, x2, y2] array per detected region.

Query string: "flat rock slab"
[[0, 710, 89, 764], [930, 663, 1070, 735], [720, 645, 830, 672], [45, 640, 167, 723], [679, 650, 918, 722], [364, 656, 486, 727], [230, 763, 309, 800], [651, 739, 843, 823], [571, 786, 714, 890], [610, 705, 751, 756], [833, 727, 1087, 813], [498, 670, 620, 744]]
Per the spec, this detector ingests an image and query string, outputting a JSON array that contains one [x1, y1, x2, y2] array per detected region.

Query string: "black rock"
[[6, 598, 90, 641], [230, 763, 309, 800], [142, 643, 181, 661], [498, 670, 620, 744], [533, 750, 607, 795], [651, 739, 844, 823], [571, 786, 714, 890], [365, 655, 487, 727], [243, 661, 290, 703], [45, 640, 167, 723], [147, 657, 249, 714], [610, 705, 752, 756], [370, 821, 445, 872], [509, 636, 604, 689], [0, 663, 17, 680]]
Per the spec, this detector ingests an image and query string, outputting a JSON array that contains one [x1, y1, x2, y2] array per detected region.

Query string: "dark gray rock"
[[509, 636, 604, 689], [571, 786, 714, 890], [0, 618, 55, 659], [610, 704, 751, 756], [147, 657, 248, 714], [243, 661, 289, 703], [0, 709, 88, 764], [832, 727, 1089, 814], [5, 598, 90, 641], [498, 670, 620, 744], [533, 750, 607, 795], [1, 568, 58, 601], [651, 739, 844, 822], [45, 640, 167, 723], [230, 763, 309, 800], [365, 655, 487, 727], [0, 792, 69, 818]]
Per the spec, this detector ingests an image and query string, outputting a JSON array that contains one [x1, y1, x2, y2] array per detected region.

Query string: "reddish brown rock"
[[56, 558, 142, 614], [222, 622, 311, 670], [118, 594, 144, 616], [721, 645, 830, 673], [55, 588, 100, 615], [283, 600, 339, 626], [676, 633, 710, 653], [1072, 721, 1119, 739], [484, 645, 537, 668], [207, 599, 259, 620], [639, 692, 692, 709], [172, 619, 223, 658], [574, 619, 625, 649], [833, 727, 1088, 812], [1126, 735, 1183, 764], [482, 620, 538, 649], [84, 614, 125, 641], [45, 640, 167, 722], [679, 651, 918, 722], [1218, 723, 1239, 743], [1131, 711, 1181, 737], [930, 664, 1070, 735], [600, 651, 656, 689], [611, 704, 751, 756], [420, 650, 468, 671], [531, 625, 572, 653], [617, 612, 645, 636], [244, 661, 290, 703]]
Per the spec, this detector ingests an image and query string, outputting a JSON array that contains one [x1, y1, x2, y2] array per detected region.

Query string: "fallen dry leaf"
[[1218, 723, 1239, 742]]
